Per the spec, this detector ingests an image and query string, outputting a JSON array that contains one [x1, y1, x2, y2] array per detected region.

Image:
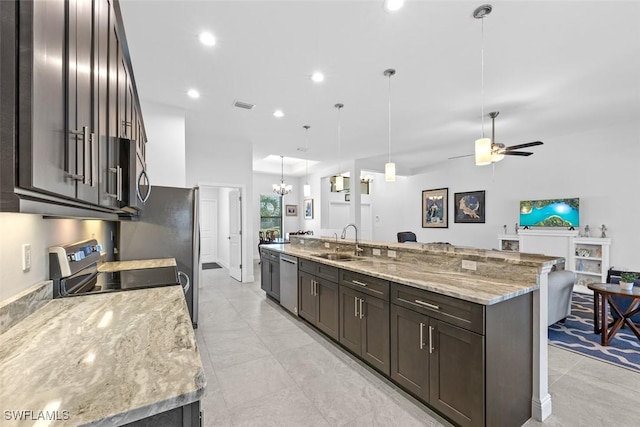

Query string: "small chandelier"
[[273, 155, 292, 196]]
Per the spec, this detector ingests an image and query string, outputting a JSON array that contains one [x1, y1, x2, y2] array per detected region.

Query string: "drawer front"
[[299, 258, 338, 282], [390, 282, 484, 335], [340, 269, 389, 300], [299, 258, 318, 275]]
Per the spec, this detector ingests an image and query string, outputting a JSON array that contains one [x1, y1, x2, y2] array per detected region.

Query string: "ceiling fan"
[[449, 111, 543, 163]]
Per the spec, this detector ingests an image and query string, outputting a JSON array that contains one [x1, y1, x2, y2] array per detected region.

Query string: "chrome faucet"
[[341, 223, 363, 256]]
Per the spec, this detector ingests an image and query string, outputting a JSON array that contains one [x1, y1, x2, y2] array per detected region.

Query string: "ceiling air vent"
[[233, 100, 255, 110]]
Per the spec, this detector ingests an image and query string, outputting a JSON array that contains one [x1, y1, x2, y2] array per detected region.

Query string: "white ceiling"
[[119, 0, 640, 177]]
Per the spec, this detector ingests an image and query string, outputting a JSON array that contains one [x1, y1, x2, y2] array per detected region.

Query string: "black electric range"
[[49, 239, 181, 298]]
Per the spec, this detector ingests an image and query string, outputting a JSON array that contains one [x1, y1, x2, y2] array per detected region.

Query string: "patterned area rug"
[[548, 292, 640, 373]]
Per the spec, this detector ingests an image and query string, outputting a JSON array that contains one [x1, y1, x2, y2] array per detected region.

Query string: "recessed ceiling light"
[[199, 31, 216, 47], [187, 89, 200, 99], [311, 72, 324, 83], [273, 110, 284, 118], [383, 0, 405, 12]]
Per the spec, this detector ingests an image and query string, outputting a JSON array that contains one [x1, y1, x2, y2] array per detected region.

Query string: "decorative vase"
[[619, 281, 634, 291]]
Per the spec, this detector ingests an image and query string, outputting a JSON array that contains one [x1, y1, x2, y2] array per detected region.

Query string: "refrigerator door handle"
[[178, 271, 190, 295]]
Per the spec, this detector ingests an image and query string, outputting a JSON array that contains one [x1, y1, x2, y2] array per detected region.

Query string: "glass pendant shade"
[[475, 138, 492, 166], [385, 162, 396, 182], [334, 175, 344, 192], [303, 183, 311, 197]]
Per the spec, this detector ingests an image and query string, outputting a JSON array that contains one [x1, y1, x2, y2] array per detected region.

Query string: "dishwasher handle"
[[280, 255, 298, 265]]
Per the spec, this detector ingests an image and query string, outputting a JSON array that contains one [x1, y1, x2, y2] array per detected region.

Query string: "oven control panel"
[[49, 239, 103, 279]]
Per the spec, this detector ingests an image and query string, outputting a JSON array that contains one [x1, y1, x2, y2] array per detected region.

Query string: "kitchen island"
[[0, 285, 205, 426], [261, 236, 563, 425]]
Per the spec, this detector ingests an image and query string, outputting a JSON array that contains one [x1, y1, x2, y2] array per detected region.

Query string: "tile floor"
[[195, 266, 640, 427]]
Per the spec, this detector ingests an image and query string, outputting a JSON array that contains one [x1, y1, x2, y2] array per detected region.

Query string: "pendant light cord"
[[480, 17, 485, 139], [388, 73, 392, 163], [304, 126, 310, 181], [338, 107, 341, 174]]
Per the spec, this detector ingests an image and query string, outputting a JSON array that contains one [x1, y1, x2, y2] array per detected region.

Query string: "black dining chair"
[[606, 268, 640, 324], [397, 231, 417, 243]]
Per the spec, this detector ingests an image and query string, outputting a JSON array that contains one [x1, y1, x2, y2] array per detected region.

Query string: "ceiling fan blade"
[[504, 141, 543, 150], [448, 153, 474, 160], [503, 151, 533, 156]]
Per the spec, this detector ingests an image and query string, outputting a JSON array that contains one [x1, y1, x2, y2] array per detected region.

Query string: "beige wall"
[[0, 213, 114, 302]]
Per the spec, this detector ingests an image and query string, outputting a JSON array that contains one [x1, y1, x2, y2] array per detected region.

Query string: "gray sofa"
[[547, 270, 576, 326]]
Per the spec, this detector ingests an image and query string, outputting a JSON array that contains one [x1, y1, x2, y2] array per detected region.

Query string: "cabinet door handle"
[[82, 126, 90, 185], [351, 280, 368, 288], [354, 296, 359, 317], [90, 133, 96, 187], [419, 322, 425, 350], [414, 299, 440, 311], [311, 280, 316, 296], [428, 325, 434, 354], [67, 127, 87, 181], [359, 298, 364, 319]]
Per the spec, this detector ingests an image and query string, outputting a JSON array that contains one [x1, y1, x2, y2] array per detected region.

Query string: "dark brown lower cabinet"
[[390, 304, 484, 427], [298, 270, 339, 340], [339, 285, 390, 375]]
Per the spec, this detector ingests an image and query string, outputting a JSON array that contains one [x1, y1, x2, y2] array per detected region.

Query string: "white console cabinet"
[[496, 231, 611, 294]]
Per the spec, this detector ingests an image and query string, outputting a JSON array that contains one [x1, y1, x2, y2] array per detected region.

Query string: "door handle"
[[107, 166, 123, 201], [351, 280, 368, 288], [354, 296, 359, 317], [178, 271, 190, 294], [359, 298, 364, 319], [419, 322, 425, 350], [428, 325, 434, 354], [82, 126, 90, 185], [67, 127, 87, 181], [90, 133, 96, 187]]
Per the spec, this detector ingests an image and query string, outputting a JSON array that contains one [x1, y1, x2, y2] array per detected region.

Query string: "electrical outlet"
[[372, 248, 381, 256], [462, 260, 477, 271], [387, 250, 397, 258], [22, 243, 32, 271], [324, 242, 330, 249]]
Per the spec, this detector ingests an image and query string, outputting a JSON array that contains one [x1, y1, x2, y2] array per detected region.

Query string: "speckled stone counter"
[[98, 258, 177, 273], [262, 238, 562, 305], [0, 286, 205, 426]]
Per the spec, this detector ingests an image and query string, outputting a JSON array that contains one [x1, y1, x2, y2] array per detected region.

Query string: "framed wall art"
[[304, 199, 314, 219], [422, 188, 448, 228], [454, 190, 486, 223], [285, 205, 298, 216]]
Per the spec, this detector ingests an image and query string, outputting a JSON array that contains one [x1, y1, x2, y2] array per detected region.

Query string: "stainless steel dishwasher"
[[279, 254, 298, 316]]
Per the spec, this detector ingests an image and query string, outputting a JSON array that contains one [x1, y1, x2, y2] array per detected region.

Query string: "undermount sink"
[[311, 252, 356, 261]]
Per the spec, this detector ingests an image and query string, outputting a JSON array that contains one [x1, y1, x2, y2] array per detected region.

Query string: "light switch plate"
[[372, 248, 381, 256], [387, 250, 397, 258], [324, 242, 330, 248], [22, 243, 31, 271]]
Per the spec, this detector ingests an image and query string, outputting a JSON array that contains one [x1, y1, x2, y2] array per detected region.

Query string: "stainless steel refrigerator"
[[118, 186, 200, 327]]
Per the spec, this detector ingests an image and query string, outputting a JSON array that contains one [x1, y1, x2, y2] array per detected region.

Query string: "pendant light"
[[384, 68, 396, 182], [334, 103, 345, 192], [303, 125, 311, 197], [473, 4, 493, 166], [272, 155, 292, 196]]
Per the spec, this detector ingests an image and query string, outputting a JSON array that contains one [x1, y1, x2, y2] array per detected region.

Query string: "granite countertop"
[[263, 244, 542, 305], [98, 258, 177, 273], [0, 286, 205, 426]]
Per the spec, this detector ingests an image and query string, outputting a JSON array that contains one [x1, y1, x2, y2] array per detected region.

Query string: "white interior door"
[[200, 198, 218, 263], [228, 189, 242, 281]]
